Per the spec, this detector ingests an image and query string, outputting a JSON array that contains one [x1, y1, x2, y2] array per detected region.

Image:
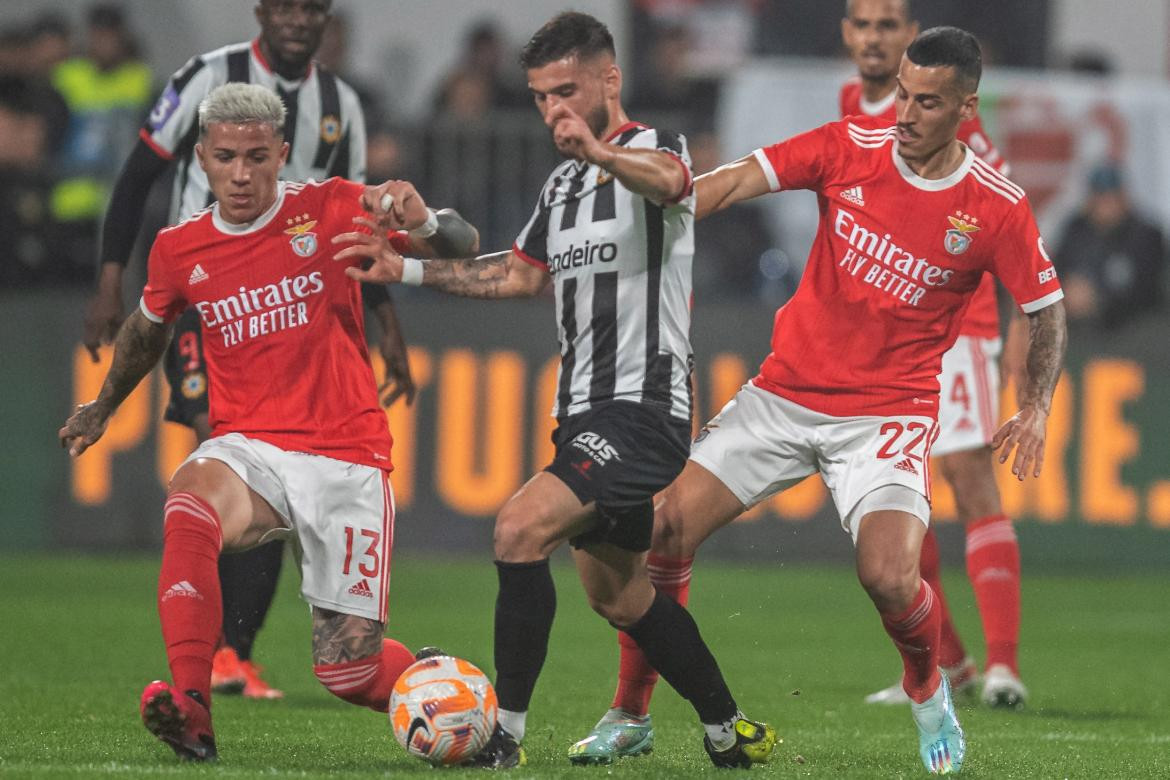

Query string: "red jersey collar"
[[604, 121, 647, 143], [251, 38, 312, 80]]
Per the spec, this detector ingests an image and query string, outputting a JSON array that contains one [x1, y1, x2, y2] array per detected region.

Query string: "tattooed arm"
[[333, 222, 550, 300], [311, 607, 385, 664], [59, 308, 171, 456], [991, 300, 1067, 481]]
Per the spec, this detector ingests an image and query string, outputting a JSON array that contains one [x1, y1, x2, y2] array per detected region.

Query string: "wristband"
[[401, 257, 425, 286], [409, 209, 439, 239]]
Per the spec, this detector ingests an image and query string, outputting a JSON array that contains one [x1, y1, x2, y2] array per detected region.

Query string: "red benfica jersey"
[[141, 178, 408, 470], [751, 116, 1063, 418], [840, 77, 1004, 339]]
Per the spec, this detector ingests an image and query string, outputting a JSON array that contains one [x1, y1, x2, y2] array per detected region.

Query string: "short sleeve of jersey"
[[991, 197, 1064, 313], [627, 127, 694, 207], [513, 183, 551, 269], [141, 55, 218, 160], [338, 84, 367, 182], [753, 121, 847, 194], [140, 233, 186, 324]]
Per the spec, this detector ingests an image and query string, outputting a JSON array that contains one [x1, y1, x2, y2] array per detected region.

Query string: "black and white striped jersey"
[[513, 122, 696, 422], [140, 38, 365, 223]]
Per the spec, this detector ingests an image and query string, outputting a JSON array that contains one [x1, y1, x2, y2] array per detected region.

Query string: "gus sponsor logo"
[[194, 271, 324, 347], [833, 208, 956, 307], [549, 240, 617, 273], [570, 432, 621, 466]]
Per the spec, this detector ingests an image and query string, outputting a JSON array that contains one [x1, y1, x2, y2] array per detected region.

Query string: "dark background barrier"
[[2, 289, 1167, 568]]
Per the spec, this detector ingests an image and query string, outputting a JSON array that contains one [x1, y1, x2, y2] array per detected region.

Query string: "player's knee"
[[857, 559, 920, 613], [493, 504, 551, 561], [650, 486, 695, 557]]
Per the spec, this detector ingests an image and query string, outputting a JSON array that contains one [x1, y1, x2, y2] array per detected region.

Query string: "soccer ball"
[[389, 655, 498, 765]]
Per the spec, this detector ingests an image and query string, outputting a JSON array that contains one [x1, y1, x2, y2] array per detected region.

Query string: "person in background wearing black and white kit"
[[338, 12, 776, 770], [82, 0, 431, 700]]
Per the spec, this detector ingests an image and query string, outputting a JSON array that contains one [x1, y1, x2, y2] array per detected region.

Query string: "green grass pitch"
[[1, 554, 1167, 778]]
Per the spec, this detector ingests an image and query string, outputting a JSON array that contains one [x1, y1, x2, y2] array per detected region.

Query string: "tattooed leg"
[[311, 607, 385, 664]]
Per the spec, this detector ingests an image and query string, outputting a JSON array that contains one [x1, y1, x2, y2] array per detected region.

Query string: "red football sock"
[[920, 530, 966, 668], [611, 554, 693, 717], [880, 580, 942, 703], [966, 514, 1020, 674], [158, 492, 223, 706], [314, 638, 414, 712]]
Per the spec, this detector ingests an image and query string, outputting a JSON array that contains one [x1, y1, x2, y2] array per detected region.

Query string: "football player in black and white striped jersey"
[[339, 11, 775, 770]]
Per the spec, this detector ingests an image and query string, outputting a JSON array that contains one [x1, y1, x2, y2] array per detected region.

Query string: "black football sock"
[[219, 539, 284, 661], [617, 590, 738, 725], [493, 559, 557, 716]]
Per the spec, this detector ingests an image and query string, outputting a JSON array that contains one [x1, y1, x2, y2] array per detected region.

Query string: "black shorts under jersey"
[[162, 308, 209, 428], [545, 401, 690, 553]]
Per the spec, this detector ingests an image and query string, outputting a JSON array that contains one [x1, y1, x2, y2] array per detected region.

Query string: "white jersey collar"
[[891, 143, 974, 192], [860, 88, 896, 116]]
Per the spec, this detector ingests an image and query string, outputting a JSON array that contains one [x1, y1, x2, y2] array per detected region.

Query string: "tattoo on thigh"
[[311, 607, 386, 664]]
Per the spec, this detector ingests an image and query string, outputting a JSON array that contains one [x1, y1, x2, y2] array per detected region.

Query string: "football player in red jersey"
[[59, 83, 478, 763], [842, 0, 1029, 710], [584, 27, 1066, 773]]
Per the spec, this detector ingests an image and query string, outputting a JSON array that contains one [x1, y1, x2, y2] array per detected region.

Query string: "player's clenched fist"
[[59, 401, 111, 457], [332, 217, 405, 284], [545, 103, 609, 165], [361, 180, 430, 233]]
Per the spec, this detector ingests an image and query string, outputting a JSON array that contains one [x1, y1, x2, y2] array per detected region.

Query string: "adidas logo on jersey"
[[893, 458, 920, 476], [840, 186, 865, 206], [347, 579, 374, 599], [188, 264, 209, 285], [162, 580, 203, 602]]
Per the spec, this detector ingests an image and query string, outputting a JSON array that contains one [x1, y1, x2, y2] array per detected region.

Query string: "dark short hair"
[[845, 0, 914, 21], [519, 12, 615, 70], [906, 26, 981, 93]]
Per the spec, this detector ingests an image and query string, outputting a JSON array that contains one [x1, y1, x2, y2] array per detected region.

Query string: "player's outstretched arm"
[[60, 308, 171, 457], [546, 105, 686, 205], [694, 155, 772, 220], [991, 300, 1067, 481], [333, 222, 548, 299]]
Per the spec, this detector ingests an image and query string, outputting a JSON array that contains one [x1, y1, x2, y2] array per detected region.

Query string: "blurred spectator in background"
[[1054, 164, 1166, 329], [27, 13, 72, 75], [0, 75, 60, 287], [51, 4, 151, 285], [432, 20, 528, 118], [687, 131, 781, 303], [627, 23, 720, 136]]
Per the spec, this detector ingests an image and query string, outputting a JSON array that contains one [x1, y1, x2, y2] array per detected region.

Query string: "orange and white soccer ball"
[[389, 655, 498, 765]]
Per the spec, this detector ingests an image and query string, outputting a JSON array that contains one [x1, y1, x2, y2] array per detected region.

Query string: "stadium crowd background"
[[2, 0, 1169, 565]]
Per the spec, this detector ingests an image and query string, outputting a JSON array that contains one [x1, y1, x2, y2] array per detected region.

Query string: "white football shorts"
[[933, 336, 1002, 457], [181, 433, 395, 622], [689, 383, 936, 541]]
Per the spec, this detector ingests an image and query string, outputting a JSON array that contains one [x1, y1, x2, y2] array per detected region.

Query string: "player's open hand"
[[992, 404, 1048, 480], [378, 333, 416, 408], [546, 103, 608, 165], [82, 287, 125, 363], [333, 217, 405, 283], [362, 180, 429, 233], [59, 401, 111, 457]]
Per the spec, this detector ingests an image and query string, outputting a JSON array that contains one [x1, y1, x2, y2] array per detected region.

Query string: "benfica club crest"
[[944, 211, 980, 255], [284, 213, 319, 257]]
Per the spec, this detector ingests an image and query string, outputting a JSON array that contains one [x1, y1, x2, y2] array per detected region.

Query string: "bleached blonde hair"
[[197, 82, 286, 138]]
